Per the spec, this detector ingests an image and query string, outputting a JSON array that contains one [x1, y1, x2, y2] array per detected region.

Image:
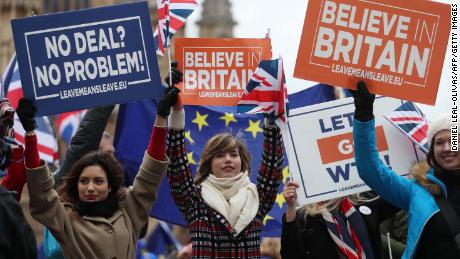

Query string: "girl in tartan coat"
[[161, 66, 284, 259]]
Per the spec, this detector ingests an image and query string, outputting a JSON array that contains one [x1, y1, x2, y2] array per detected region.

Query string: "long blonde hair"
[[300, 192, 379, 217]]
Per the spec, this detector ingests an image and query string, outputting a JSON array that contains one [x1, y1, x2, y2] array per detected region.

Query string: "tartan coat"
[[166, 126, 284, 259]]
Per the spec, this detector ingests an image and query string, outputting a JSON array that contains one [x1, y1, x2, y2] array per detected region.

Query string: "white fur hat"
[[427, 114, 454, 146]]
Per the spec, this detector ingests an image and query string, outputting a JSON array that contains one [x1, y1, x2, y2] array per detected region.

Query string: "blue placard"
[[11, 1, 161, 116]]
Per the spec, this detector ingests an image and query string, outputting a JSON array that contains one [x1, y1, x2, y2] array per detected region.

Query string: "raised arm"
[[123, 73, 181, 233], [54, 105, 115, 186], [280, 180, 304, 258], [124, 113, 169, 235], [17, 99, 81, 255], [351, 82, 412, 209], [256, 121, 284, 220]]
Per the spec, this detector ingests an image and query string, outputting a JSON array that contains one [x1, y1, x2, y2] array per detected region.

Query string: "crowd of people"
[[0, 64, 459, 259]]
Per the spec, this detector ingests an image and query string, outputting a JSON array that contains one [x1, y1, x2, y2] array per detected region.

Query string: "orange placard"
[[175, 38, 272, 106], [294, 0, 451, 105], [317, 126, 388, 164]]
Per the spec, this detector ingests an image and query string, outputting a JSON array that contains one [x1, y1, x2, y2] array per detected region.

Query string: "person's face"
[[211, 148, 242, 178], [433, 129, 460, 171], [78, 165, 110, 202]]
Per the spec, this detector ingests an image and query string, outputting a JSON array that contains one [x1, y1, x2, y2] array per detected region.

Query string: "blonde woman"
[[281, 180, 399, 259]]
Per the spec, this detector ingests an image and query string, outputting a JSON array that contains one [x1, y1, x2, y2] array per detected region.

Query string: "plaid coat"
[[166, 126, 284, 259]]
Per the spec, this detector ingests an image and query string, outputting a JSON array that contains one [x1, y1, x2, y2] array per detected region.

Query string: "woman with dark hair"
[[16, 90, 177, 258], [56, 151, 125, 218], [352, 81, 460, 258]]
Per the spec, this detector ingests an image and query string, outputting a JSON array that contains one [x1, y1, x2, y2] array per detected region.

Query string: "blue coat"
[[353, 118, 447, 259]]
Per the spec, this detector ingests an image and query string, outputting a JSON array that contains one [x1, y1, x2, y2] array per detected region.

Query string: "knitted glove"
[[157, 86, 181, 117], [350, 81, 375, 122], [164, 61, 183, 87], [16, 98, 37, 132]]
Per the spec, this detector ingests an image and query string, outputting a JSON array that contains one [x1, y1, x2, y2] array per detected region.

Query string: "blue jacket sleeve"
[[353, 118, 413, 210]]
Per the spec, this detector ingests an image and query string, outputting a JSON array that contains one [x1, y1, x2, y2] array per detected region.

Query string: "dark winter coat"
[[281, 197, 400, 259], [0, 185, 36, 259]]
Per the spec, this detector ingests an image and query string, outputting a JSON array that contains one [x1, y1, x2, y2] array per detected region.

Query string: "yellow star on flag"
[[275, 193, 286, 209], [192, 111, 209, 131], [282, 167, 289, 184], [263, 214, 274, 225], [185, 131, 195, 144], [245, 119, 263, 139], [219, 112, 237, 127], [187, 152, 197, 165]]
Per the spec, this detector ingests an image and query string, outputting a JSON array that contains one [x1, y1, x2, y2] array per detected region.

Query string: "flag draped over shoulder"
[[2, 54, 58, 163], [153, 0, 198, 55], [56, 111, 85, 144], [237, 57, 288, 127], [114, 84, 336, 237], [383, 101, 428, 153]]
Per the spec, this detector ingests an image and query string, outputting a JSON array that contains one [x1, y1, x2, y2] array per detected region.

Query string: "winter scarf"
[[321, 198, 374, 259], [201, 172, 259, 235], [76, 194, 119, 218]]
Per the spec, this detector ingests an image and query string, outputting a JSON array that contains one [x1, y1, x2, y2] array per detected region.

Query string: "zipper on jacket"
[[386, 232, 393, 259]]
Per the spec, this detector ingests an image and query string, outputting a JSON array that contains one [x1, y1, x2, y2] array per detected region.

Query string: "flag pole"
[[168, 48, 172, 86]]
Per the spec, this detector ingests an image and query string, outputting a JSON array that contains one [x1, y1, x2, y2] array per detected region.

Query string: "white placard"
[[285, 96, 424, 205]]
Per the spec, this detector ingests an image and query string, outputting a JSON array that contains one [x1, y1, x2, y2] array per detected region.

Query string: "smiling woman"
[[162, 65, 285, 258], [352, 82, 460, 258]]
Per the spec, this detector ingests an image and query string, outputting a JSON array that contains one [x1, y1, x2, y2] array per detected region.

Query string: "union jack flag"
[[154, 0, 170, 56], [153, 0, 198, 56], [56, 110, 85, 144], [383, 101, 428, 153], [2, 53, 59, 163], [237, 57, 288, 127]]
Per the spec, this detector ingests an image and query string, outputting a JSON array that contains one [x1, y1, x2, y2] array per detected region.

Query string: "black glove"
[[16, 98, 37, 132], [165, 61, 183, 87], [350, 81, 375, 122], [263, 112, 277, 126], [157, 86, 181, 117]]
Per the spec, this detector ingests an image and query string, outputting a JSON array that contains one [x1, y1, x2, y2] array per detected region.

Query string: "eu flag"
[[114, 84, 336, 237]]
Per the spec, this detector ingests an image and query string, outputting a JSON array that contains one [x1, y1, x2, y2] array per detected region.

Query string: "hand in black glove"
[[16, 98, 37, 132], [165, 61, 183, 87], [263, 112, 278, 126], [350, 81, 375, 122], [157, 86, 181, 118]]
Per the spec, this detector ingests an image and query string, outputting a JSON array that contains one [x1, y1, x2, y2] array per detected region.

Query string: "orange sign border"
[[175, 38, 272, 106]]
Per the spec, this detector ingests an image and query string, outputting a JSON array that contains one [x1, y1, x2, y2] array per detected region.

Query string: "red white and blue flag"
[[56, 110, 85, 144], [2, 53, 58, 163], [384, 101, 429, 153], [237, 57, 288, 127], [153, 0, 198, 56], [154, 0, 170, 56]]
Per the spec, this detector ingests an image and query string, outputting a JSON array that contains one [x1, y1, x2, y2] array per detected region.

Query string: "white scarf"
[[201, 172, 259, 236]]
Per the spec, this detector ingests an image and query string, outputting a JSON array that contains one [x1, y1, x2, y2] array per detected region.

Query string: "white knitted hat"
[[427, 114, 454, 146]]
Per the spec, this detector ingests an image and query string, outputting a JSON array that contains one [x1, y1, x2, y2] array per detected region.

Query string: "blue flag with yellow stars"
[[114, 84, 336, 237]]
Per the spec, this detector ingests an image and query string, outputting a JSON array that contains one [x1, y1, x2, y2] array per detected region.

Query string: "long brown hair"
[[194, 133, 251, 184], [58, 151, 125, 205]]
